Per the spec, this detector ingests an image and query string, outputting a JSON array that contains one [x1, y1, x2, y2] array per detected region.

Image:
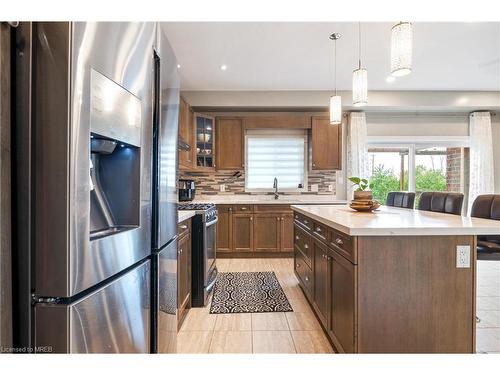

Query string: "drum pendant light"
[[352, 22, 368, 106], [329, 33, 342, 125], [391, 22, 413, 77]]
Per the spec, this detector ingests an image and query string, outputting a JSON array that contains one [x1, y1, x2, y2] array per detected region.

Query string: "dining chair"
[[386, 191, 415, 209], [417, 191, 464, 216], [471, 194, 500, 261]]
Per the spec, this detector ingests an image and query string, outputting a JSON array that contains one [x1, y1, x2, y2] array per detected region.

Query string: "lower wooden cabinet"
[[232, 213, 254, 252], [294, 219, 356, 353], [254, 214, 280, 252], [216, 204, 294, 256], [177, 219, 191, 329], [312, 239, 331, 328]]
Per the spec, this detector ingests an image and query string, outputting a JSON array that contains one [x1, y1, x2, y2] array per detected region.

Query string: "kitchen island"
[[291, 204, 500, 353]]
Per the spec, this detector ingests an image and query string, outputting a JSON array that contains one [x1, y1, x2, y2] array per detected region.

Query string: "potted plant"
[[348, 176, 374, 200]]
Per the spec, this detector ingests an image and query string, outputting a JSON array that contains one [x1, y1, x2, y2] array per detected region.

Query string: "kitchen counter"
[[192, 194, 347, 205], [291, 204, 499, 353], [178, 210, 196, 223], [291, 204, 500, 236]]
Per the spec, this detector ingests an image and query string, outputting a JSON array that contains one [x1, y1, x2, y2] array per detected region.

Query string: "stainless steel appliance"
[[178, 179, 196, 201], [178, 203, 218, 307], [14, 22, 157, 353], [150, 27, 180, 354]]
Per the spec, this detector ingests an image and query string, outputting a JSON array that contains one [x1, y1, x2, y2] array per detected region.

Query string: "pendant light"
[[329, 33, 342, 125], [352, 22, 368, 106], [390, 22, 413, 77]]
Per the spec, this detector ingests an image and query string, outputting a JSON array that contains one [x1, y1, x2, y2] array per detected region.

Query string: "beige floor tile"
[[288, 298, 313, 314], [252, 312, 289, 331], [214, 313, 252, 331], [286, 311, 322, 331], [291, 330, 334, 353], [209, 331, 253, 353], [283, 285, 306, 300], [177, 331, 213, 353], [180, 308, 217, 331], [252, 331, 296, 353], [476, 328, 500, 353]]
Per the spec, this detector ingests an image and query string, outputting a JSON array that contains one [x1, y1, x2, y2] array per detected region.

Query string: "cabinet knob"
[[295, 215, 299, 219], [335, 238, 343, 246], [312, 163, 316, 167], [316, 227, 322, 232], [304, 244, 309, 249], [304, 220, 308, 224], [179, 225, 188, 230], [295, 235, 299, 240], [305, 276, 309, 282], [250, 217, 253, 221], [229, 208, 232, 211], [296, 263, 301, 268]]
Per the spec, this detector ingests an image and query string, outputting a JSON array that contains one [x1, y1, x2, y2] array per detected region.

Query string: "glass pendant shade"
[[329, 95, 342, 125], [391, 22, 413, 77], [352, 67, 368, 107]]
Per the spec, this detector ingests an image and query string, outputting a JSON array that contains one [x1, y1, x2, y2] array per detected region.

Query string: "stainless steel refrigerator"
[[13, 22, 161, 353], [150, 27, 180, 354]]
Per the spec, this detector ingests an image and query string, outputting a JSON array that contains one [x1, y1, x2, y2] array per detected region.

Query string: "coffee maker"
[[178, 179, 196, 201]]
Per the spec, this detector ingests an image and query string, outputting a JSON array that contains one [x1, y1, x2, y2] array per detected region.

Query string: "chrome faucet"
[[273, 177, 279, 199]]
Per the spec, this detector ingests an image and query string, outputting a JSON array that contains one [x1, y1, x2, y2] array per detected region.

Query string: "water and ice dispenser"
[[89, 70, 142, 240]]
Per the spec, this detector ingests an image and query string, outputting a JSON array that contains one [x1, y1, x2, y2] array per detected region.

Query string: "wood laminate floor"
[[176, 258, 333, 354]]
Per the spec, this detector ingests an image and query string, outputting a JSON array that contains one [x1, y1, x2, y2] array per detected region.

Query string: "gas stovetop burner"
[[178, 203, 216, 211]]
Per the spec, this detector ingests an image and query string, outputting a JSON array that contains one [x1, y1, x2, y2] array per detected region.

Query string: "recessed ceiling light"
[[386, 75, 396, 83], [220, 64, 227, 71], [177, 64, 181, 69]]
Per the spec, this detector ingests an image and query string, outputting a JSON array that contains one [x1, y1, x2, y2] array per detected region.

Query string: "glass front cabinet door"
[[195, 114, 215, 169]]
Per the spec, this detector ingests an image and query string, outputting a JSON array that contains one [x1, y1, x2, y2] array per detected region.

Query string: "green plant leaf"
[[361, 178, 368, 184], [348, 176, 361, 184]]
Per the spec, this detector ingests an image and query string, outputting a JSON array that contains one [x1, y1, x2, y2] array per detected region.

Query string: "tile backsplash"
[[178, 169, 337, 195]]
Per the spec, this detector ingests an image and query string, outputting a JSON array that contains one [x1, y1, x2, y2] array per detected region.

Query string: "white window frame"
[[367, 136, 470, 192], [244, 129, 308, 193]]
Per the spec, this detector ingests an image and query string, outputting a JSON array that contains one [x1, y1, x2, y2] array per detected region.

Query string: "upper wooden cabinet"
[[195, 114, 216, 170], [178, 97, 195, 170], [311, 116, 342, 170], [216, 118, 244, 170]]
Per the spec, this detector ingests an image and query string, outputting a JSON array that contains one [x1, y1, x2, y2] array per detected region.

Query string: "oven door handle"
[[205, 217, 218, 227]]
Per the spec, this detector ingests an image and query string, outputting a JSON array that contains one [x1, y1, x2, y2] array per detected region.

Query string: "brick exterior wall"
[[446, 147, 463, 192]]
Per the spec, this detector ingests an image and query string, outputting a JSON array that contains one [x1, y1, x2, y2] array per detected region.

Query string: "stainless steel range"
[[178, 203, 218, 307]]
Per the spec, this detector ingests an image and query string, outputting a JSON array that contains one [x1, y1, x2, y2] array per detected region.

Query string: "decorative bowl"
[[349, 200, 380, 212]]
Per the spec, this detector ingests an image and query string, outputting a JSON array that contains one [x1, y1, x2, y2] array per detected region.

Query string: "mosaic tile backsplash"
[[179, 169, 337, 195]]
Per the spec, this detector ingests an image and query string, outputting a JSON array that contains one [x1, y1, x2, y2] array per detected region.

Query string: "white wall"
[[492, 114, 500, 194]]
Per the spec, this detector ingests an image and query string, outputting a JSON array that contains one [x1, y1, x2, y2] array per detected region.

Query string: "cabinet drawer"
[[177, 219, 191, 239], [217, 204, 233, 213], [294, 249, 313, 297], [254, 204, 292, 213], [293, 212, 312, 231], [312, 221, 328, 242], [294, 224, 312, 267], [233, 205, 253, 213], [328, 228, 356, 263]]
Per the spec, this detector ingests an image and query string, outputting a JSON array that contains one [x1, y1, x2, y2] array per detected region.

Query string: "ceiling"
[[161, 22, 500, 91]]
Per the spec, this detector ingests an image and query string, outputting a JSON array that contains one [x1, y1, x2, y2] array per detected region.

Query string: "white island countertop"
[[178, 210, 196, 223], [192, 194, 347, 205], [291, 204, 500, 236]]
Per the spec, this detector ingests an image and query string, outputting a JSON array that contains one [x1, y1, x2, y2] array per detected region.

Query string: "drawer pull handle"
[[305, 276, 309, 282], [295, 215, 299, 219], [296, 263, 301, 268], [179, 225, 188, 230], [229, 208, 232, 211], [241, 207, 247, 210], [304, 220, 308, 224], [335, 238, 343, 246], [316, 227, 322, 232], [304, 244, 309, 249]]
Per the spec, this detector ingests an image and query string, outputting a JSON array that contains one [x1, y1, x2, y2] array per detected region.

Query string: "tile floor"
[[176, 258, 333, 354], [476, 260, 500, 353], [177, 258, 500, 354]]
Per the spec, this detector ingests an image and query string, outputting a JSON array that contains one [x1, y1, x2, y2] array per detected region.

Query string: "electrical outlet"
[[456, 245, 471, 268], [328, 184, 334, 192], [310, 184, 319, 192], [219, 184, 226, 192]]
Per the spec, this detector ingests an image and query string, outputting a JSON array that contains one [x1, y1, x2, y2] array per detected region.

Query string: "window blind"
[[246, 131, 306, 191]]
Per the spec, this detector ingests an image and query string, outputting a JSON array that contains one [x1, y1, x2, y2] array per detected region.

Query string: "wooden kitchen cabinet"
[[329, 248, 356, 353], [253, 214, 281, 252], [195, 114, 216, 169], [177, 219, 192, 329], [178, 97, 195, 170], [312, 238, 331, 328], [216, 118, 244, 170], [216, 205, 233, 252], [280, 213, 294, 252], [232, 213, 254, 252], [311, 116, 342, 170]]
